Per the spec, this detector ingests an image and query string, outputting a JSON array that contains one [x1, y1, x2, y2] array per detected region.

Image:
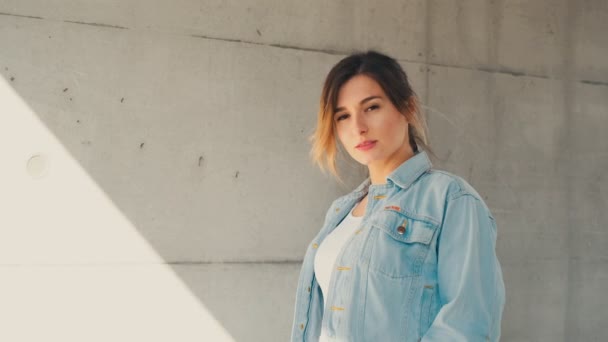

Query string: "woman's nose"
[[354, 114, 368, 133]]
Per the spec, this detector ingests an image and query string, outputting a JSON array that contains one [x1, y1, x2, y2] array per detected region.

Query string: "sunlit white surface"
[[0, 76, 235, 341]]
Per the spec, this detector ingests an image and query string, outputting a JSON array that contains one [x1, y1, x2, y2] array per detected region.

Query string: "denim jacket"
[[290, 150, 505, 341]]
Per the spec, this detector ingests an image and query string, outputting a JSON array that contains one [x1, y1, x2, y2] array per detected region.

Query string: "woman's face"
[[334, 74, 410, 167]]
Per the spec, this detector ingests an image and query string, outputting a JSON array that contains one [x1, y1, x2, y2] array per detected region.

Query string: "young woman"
[[290, 50, 505, 341]]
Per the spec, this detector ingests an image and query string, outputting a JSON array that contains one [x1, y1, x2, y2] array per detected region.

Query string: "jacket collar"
[[352, 150, 432, 195]]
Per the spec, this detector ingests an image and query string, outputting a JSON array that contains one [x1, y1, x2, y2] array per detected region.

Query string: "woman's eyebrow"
[[334, 95, 382, 114]]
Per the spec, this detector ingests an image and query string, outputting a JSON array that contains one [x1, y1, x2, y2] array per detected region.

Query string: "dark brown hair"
[[308, 50, 432, 182]]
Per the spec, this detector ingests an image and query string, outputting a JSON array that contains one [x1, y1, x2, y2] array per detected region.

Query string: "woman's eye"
[[336, 114, 348, 121], [335, 106, 377, 122]]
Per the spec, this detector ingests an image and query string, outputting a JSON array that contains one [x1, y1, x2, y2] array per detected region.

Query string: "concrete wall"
[[0, 1, 606, 341]]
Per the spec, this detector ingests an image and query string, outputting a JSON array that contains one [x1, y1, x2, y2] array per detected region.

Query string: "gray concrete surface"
[[0, 1, 606, 341]]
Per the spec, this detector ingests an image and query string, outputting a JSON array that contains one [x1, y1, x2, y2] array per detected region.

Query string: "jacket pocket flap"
[[371, 209, 435, 245]]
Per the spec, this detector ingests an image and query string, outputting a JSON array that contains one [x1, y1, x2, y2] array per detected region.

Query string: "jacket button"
[[397, 225, 406, 234]]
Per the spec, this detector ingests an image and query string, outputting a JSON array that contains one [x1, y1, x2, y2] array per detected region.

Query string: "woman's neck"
[[367, 145, 415, 185]]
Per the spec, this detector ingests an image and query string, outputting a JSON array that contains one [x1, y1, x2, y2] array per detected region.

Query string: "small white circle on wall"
[[26, 154, 50, 179]]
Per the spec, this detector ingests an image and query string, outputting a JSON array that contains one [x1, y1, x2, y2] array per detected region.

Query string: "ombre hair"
[[308, 50, 433, 183]]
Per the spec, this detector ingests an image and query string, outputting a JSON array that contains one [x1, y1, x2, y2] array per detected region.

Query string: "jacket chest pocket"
[[367, 209, 436, 278]]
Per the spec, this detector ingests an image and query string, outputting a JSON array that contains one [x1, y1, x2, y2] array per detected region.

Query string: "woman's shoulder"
[[378, 168, 495, 227], [419, 168, 486, 202]]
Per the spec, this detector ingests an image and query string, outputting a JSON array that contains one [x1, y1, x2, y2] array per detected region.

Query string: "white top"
[[314, 203, 363, 341]]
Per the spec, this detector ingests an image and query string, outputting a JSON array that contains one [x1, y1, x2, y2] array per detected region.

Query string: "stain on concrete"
[[235, 171, 239, 178], [63, 20, 127, 30], [478, 66, 526, 77], [190, 33, 245, 44], [120, 97, 124, 103], [63, 88, 68, 92], [198, 156, 204, 167], [256, 29, 262, 36], [268, 42, 343, 56], [10, 76, 14, 82], [140, 142, 145, 149], [76, 120, 80, 123], [581, 79, 608, 87], [0, 12, 43, 20], [191, 32, 344, 56]]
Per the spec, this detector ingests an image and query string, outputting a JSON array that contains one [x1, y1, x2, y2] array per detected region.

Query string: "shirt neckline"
[[348, 201, 364, 219]]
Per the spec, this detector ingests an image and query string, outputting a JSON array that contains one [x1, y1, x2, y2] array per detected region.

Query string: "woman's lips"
[[356, 140, 377, 151]]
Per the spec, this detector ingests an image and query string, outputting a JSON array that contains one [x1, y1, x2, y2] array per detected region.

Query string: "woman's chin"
[[354, 156, 380, 166]]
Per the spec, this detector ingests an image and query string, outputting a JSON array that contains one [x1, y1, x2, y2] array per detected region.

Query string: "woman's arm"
[[421, 193, 506, 342]]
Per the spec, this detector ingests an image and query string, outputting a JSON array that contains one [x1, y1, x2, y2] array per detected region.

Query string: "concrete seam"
[[0, 11, 606, 86]]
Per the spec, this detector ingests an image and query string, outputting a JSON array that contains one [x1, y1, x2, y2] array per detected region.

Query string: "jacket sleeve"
[[421, 193, 506, 342]]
